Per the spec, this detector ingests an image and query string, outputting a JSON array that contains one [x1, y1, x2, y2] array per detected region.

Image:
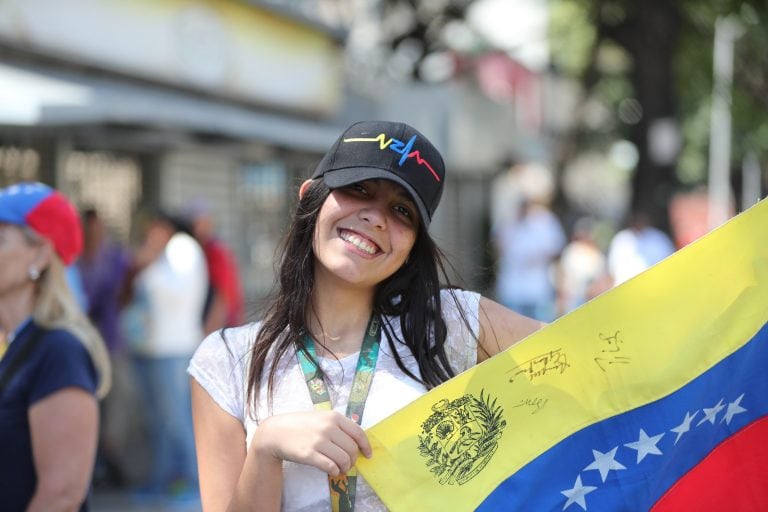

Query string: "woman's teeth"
[[340, 231, 377, 254]]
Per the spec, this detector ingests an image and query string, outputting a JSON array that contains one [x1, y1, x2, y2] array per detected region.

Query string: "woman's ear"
[[299, 179, 314, 200]]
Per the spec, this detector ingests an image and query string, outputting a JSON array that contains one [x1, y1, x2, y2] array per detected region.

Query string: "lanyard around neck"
[[297, 313, 381, 512]]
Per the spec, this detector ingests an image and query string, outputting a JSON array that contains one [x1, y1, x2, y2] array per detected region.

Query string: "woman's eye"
[[394, 205, 414, 220], [351, 183, 368, 195]]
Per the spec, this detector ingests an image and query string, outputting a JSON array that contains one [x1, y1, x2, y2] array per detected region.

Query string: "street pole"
[[742, 151, 761, 210], [707, 16, 742, 229]]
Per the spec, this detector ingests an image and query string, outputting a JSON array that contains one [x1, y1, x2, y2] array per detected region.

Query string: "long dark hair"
[[245, 179, 463, 413]]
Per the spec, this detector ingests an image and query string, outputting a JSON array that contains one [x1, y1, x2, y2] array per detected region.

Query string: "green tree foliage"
[[373, 0, 766, 219], [378, 0, 475, 80], [550, 0, 768, 217]]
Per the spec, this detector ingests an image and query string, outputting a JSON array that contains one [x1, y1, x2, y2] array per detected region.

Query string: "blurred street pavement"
[[91, 490, 201, 511]]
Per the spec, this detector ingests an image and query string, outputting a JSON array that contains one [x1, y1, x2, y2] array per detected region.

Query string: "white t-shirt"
[[188, 289, 481, 511], [608, 227, 675, 285], [130, 232, 208, 357], [494, 207, 565, 305]]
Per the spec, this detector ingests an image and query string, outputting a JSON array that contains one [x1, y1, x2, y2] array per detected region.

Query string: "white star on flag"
[[697, 398, 725, 426], [561, 475, 597, 511], [670, 411, 698, 445], [721, 394, 747, 425], [583, 446, 626, 482], [624, 428, 664, 463]]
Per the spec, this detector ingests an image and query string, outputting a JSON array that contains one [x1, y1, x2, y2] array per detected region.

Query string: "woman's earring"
[[28, 265, 40, 281]]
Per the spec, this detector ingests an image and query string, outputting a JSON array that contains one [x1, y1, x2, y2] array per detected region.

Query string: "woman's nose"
[[359, 205, 386, 229]]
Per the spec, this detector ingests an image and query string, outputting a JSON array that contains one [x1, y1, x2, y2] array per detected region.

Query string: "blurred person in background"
[[121, 211, 207, 501], [80, 208, 130, 354], [65, 264, 89, 312], [78, 208, 132, 488], [607, 210, 675, 286], [492, 197, 566, 322], [0, 182, 111, 511], [555, 217, 609, 317], [185, 200, 245, 334]]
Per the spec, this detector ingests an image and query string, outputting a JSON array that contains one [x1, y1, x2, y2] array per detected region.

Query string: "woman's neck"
[[0, 289, 35, 335], [307, 284, 375, 358]]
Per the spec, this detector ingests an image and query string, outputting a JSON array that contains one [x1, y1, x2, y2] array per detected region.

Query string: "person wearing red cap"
[[184, 200, 245, 334], [0, 182, 111, 511], [188, 121, 544, 512]]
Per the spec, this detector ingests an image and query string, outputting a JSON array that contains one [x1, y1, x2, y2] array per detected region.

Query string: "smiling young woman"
[[187, 121, 544, 512]]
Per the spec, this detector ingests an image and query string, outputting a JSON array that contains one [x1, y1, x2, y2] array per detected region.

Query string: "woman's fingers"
[[316, 441, 353, 475], [336, 416, 372, 458], [326, 425, 360, 464], [318, 412, 372, 462]]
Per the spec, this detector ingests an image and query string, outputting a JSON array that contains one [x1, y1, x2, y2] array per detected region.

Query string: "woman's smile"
[[338, 228, 381, 256]]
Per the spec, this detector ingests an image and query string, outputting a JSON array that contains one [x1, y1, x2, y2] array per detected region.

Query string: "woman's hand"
[[252, 411, 372, 476]]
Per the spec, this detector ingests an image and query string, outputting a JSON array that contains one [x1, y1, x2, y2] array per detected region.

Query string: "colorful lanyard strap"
[[297, 313, 382, 512], [0, 332, 7, 362], [0, 318, 30, 362]]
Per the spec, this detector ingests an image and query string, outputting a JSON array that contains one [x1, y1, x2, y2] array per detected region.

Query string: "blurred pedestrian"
[[80, 208, 130, 353], [185, 201, 245, 334], [555, 217, 608, 316], [188, 120, 544, 511], [65, 263, 89, 312], [0, 182, 111, 511], [122, 211, 206, 500], [607, 210, 675, 286], [492, 197, 566, 322], [78, 208, 133, 488]]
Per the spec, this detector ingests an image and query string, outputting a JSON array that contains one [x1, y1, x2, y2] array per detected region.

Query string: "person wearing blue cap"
[[0, 182, 111, 511], [188, 121, 544, 511]]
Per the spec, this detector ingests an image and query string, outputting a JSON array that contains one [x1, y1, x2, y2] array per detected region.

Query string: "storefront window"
[[63, 151, 142, 243], [239, 161, 289, 302], [0, 146, 39, 186]]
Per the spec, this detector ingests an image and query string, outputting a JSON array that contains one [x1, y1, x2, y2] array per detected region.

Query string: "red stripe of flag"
[[652, 415, 768, 512]]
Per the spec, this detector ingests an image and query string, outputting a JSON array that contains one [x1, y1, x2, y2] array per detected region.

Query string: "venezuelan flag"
[[356, 198, 768, 511]]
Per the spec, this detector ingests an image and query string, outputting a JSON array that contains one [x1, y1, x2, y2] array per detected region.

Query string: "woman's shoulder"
[[218, 321, 262, 349], [438, 288, 482, 373], [35, 325, 83, 347], [191, 321, 261, 367], [188, 321, 262, 422], [23, 324, 98, 402], [31, 325, 93, 367], [439, 288, 481, 317]]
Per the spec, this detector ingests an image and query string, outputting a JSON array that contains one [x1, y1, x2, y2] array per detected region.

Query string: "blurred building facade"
[[0, 0, 349, 301], [0, 0, 568, 303]]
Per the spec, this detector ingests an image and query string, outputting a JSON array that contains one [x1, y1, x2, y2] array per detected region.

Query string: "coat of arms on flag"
[[418, 391, 506, 486]]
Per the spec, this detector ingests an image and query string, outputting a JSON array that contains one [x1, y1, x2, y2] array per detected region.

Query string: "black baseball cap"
[[311, 121, 445, 227]]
